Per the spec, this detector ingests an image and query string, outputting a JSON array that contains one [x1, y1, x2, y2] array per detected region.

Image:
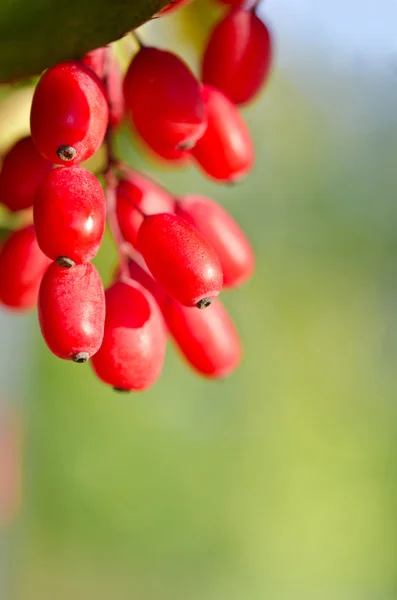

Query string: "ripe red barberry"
[[0, 225, 51, 310], [163, 297, 242, 378], [133, 118, 191, 166], [34, 166, 106, 267], [82, 47, 107, 79], [190, 85, 254, 182], [158, 0, 192, 15], [176, 194, 254, 287], [116, 172, 175, 247], [38, 262, 105, 362], [136, 213, 223, 307], [91, 280, 166, 391], [30, 60, 108, 165], [0, 137, 52, 212], [124, 47, 207, 151], [202, 8, 272, 105]]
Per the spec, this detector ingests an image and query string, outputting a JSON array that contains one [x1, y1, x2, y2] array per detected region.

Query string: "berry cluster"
[[0, 0, 272, 392]]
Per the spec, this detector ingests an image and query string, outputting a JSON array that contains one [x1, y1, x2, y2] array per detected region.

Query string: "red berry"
[[0, 225, 51, 310], [91, 280, 166, 391], [82, 47, 107, 79], [158, 0, 192, 14], [163, 297, 242, 378], [190, 85, 254, 182], [124, 47, 207, 150], [202, 8, 272, 106], [127, 259, 167, 306], [0, 137, 52, 212], [176, 194, 254, 287], [133, 118, 191, 166], [30, 61, 109, 165], [106, 57, 125, 130], [116, 172, 175, 247], [38, 262, 105, 362], [136, 213, 223, 307], [34, 166, 106, 266]]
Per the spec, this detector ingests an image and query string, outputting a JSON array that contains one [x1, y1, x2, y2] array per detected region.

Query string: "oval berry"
[[190, 85, 254, 182], [38, 262, 105, 362], [136, 213, 223, 307], [34, 166, 106, 266], [133, 118, 191, 166], [0, 137, 52, 212], [163, 297, 242, 378], [176, 194, 254, 287], [30, 61, 109, 165], [202, 8, 272, 106], [91, 280, 166, 391], [0, 225, 51, 310], [116, 172, 175, 247], [124, 47, 207, 150]]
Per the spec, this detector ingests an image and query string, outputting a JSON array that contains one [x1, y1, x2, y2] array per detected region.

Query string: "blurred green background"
[[3, 1, 397, 598]]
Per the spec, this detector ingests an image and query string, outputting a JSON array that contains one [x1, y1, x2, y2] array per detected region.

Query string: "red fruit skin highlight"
[[176, 194, 254, 288], [81, 47, 107, 79], [0, 137, 52, 212], [137, 213, 223, 307], [0, 225, 51, 310], [163, 297, 242, 378], [190, 85, 254, 182], [30, 60, 108, 165], [34, 166, 106, 264], [38, 262, 105, 360], [124, 47, 207, 150], [116, 172, 175, 247], [202, 8, 272, 106], [91, 280, 167, 391]]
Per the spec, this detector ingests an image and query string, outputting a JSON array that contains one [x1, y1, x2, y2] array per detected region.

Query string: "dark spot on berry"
[[56, 256, 75, 268], [72, 352, 89, 363], [196, 298, 213, 309], [57, 145, 77, 162], [113, 387, 130, 393]]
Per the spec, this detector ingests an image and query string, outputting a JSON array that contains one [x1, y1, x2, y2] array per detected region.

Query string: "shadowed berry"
[[176, 194, 254, 287], [0, 137, 52, 212], [0, 225, 51, 310], [91, 280, 166, 391]]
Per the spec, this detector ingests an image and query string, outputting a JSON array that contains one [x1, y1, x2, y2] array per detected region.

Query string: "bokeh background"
[[2, 0, 397, 598]]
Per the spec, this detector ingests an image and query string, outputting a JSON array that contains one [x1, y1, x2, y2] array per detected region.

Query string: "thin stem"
[[130, 30, 145, 49], [102, 47, 130, 282]]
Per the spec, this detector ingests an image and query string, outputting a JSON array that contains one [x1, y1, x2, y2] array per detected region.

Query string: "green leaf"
[[0, 0, 168, 83]]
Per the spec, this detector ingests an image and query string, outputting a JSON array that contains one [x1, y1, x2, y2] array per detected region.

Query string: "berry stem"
[[102, 47, 130, 282]]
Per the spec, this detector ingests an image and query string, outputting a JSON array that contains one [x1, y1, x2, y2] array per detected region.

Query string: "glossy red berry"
[[202, 8, 272, 105], [0, 137, 52, 212], [158, 0, 192, 14], [38, 262, 105, 362], [116, 172, 175, 247], [91, 280, 166, 391], [127, 259, 167, 307], [124, 47, 207, 151], [30, 60, 109, 165], [0, 225, 51, 310], [136, 213, 223, 307], [106, 57, 124, 129], [163, 297, 242, 378], [82, 47, 107, 79], [34, 166, 106, 267], [176, 194, 254, 287], [133, 118, 191, 166], [190, 85, 254, 182]]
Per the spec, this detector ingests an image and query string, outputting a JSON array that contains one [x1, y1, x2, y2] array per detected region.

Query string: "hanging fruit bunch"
[[0, 0, 273, 392]]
